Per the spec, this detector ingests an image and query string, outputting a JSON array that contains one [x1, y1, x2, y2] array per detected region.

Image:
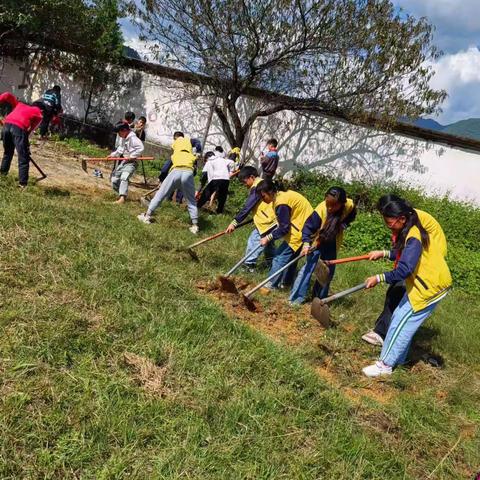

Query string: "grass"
[[0, 155, 479, 478]]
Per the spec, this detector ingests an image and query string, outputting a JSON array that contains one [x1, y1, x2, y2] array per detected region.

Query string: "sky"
[[121, 1, 480, 125]]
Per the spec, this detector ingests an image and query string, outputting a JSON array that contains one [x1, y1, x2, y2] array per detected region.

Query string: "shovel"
[[29, 156, 47, 181], [218, 243, 264, 294], [81, 156, 155, 173], [314, 254, 370, 287], [311, 282, 367, 327], [242, 248, 314, 311], [184, 219, 253, 260]]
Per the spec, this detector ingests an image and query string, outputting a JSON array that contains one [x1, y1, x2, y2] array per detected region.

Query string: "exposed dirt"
[[26, 140, 156, 200], [198, 278, 327, 347], [198, 278, 397, 405], [123, 351, 172, 398]]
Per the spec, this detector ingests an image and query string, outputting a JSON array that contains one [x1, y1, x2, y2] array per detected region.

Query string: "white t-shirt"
[[203, 154, 235, 182]]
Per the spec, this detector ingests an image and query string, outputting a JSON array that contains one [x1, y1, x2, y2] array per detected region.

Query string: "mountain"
[[413, 118, 444, 131], [442, 118, 480, 141]]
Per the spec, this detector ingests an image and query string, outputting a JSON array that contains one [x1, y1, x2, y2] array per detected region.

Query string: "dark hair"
[[173, 131, 184, 139], [214, 146, 224, 153], [204, 151, 215, 159], [267, 138, 278, 148], [53, 85, 61, 93], [113, 121, 130, 133], [238, 166, 258, 182], [138, 116, 146, 123], [256, 177, 278, 195], [377, 196, 430, 249], [124, 111, 135, 122], [319, 186, 350, 242]]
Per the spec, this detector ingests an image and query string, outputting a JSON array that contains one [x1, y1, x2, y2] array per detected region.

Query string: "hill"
[[442, 118, 480, 141], [0, 139, 479, 478], [413, 118, 444, 131]]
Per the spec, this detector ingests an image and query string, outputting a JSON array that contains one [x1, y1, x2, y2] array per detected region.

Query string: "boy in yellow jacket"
[[257, 179, 313, 290], [226, 167, 277, 270], [138, 131, 199, 233]]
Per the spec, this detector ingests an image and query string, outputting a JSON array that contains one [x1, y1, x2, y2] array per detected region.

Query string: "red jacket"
[[0, 92, 43, 132]]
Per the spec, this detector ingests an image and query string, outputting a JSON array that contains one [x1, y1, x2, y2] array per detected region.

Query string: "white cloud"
[[428, 47, 480, 123]]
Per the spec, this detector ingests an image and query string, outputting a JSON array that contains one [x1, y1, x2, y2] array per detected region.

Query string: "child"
[[134, 116, 147, 141], [39, 85, 62, 138], [197, 147, 235, 214], [260, 138, 279, 180], [289, 187, 357, 304], [362, 194, 406, 346], [138, 131, 199, 233], [0, 92, 44, 187], [109, 121, 144, 204], [226, 166, 277, 270], [257, 179, 313, 290], [362, 197, 452, 377]]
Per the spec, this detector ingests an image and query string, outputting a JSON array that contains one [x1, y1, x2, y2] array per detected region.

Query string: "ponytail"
[[319, 186, 351, 242]]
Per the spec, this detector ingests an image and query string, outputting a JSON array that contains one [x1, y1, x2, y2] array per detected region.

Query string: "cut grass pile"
[[0, 144, 479, 478]]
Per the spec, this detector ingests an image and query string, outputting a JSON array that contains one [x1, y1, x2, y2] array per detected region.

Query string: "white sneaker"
[[362, 361, 392, 378], [189, 225, 199, 234], [361, 331, 384, 346], [137, 213, 152, 224]]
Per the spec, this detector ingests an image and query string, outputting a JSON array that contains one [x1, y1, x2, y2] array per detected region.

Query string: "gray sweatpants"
[[111, 161, 137, 197], [147, 168, 198, 224]]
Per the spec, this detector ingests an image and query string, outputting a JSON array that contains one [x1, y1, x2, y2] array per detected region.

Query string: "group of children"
[[225, 167, 452, 377], [0, 94, 452, 377]]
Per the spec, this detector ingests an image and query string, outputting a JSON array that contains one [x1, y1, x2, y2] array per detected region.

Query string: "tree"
[[0, 0, 128, 122], [130, 0, 445, 149]]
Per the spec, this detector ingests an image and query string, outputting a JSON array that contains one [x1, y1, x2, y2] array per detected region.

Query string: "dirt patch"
[[123, 351, 172, 398], [198, 279, 326, 347], [199, 278, 398, 405], [25, 140, 156, 200]]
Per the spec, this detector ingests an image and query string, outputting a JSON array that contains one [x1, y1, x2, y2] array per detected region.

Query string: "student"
[[134, 116, 147, 141], [138, 131, 199, 233], [109, 122, 144, 204], [362, 197, 452, 377], [197, 147, 235, 214], [362, 194, 406, 346], [39, 85, 62, 138], [257, 179, 313, 290], [289, 187, 357, 304], [226, 166, 277, 270], [260, 138, 279, 180], [0, 92, 44, 187]]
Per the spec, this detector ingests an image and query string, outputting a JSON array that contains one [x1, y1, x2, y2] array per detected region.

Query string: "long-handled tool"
[[311, 282, 367, 328], [185, 219, 253, 260], [81, 156, 155, 173], [242, 248, 314, 311], [29, 156, 47, 181], [218, 243, 264, 294], [314, 254, 370, 287]]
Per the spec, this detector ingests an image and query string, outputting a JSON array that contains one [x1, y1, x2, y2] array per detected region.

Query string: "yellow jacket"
[[314, 198, 355, 250], [274, 190, 313, 251], [171, 137, 196, 170], [251, 178, 276, 234], [405, 209, 452, 312]]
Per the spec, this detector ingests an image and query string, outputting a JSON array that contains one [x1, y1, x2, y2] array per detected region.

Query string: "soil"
[[26, 139, 156, 200]]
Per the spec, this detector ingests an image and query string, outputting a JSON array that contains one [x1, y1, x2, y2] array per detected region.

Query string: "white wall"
[[1, 55, 479, 205]]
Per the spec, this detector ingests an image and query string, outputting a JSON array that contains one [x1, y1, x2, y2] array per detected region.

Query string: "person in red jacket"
[[0, 92, 44, 187]]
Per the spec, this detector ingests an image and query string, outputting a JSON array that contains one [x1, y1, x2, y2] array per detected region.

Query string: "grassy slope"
[[0, 166, 479, 478]]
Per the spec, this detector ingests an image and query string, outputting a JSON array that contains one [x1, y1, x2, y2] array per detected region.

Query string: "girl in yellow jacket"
[[362, 196, 452, 377], [289, 186, 357, 304], [257, 179, 313, 290]]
